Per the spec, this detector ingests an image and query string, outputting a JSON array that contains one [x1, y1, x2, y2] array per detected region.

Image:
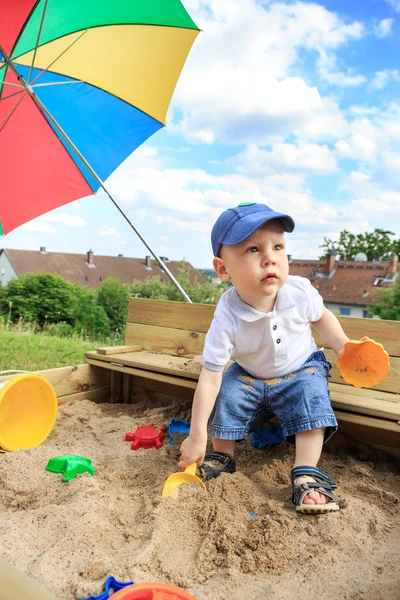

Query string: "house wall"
[[324, 301, 374, 319], [0, 252, 17, 287]]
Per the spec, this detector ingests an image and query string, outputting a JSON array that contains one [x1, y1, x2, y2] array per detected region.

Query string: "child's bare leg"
[[294, 428, 328, 505], [212, 438, 236, 456]]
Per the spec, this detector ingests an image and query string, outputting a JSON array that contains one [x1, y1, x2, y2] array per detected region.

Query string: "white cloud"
[[383, 0, 400, 12], [231, 143, 338, 174], [369, 69, 400, 90], [160, 235, 170, 241], [339, 170, 400, 230], [335, 134, 377, 162], [20, 221, 56, 233], [97, 226, 120, 237], [348, 106, 379, 116], [171, 0, 364, 144], [107, 147, 343, 239], [317, 49, 367, 87], [40, 212, 86, 227], [374, 18, 394, 37], [158, 245, 174, 254]]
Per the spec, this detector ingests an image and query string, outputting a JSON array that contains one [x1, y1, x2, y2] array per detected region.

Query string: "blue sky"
[[2, 0, 400, 269]]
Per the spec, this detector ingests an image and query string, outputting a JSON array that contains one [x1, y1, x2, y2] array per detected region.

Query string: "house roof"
[[1, 249, 207, 289], [289, 257, 399, 307]]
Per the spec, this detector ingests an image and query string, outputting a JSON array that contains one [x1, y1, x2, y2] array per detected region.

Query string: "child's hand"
[[178, 435, 207, 469]]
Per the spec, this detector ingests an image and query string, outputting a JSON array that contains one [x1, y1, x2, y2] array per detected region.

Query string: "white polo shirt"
[[202, 275, 325, 379]]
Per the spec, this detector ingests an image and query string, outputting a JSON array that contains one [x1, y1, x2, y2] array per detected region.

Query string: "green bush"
[[0, 272, 74, 325], [47, 322, 75, 337], [71, 286, 111, 338], [97, 277, 130, 335], [131, 262, 220, 304], [370, 282, 400, 321]]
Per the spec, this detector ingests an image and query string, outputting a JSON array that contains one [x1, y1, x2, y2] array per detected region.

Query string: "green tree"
[[71, 286, 110, 337], [320, 229, 400, 261], [97, 277, 130, 336], [370, 282, 400, 321], [0, 273, 74, 325], [131, 262, 220, 304]]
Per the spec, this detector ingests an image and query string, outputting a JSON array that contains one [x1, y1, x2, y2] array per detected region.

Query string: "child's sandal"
[[199, 451, 236, 481], [291, 466, 340, 514]]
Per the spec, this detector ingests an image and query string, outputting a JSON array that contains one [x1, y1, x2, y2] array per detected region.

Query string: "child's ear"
[[213, 257, 230, 281]]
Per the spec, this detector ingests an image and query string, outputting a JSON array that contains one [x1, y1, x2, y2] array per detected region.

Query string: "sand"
[[0, 397, 399, 600]]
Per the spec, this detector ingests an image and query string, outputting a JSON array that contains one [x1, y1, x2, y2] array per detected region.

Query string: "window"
[[373, 278, 384, 286], [339, 307, 351, 316], [363, 310, 373, 319]]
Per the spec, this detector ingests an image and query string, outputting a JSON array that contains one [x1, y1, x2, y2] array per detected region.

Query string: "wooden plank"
[[324, 349, 399, 394], [110, 370, 123, 403], [122, 373, 132, 403], [329, 381, 400, 404], [127, 298, 400, 356], [124, 323, 206, 357], [96, 344, 142, 355], [131, 376, 195, 401], [85, 356, 198, 389], [0, 364, 110, 399], [335, 410, 400, 448], [330, 384, 400, 421], [86, 348, 400, 417], [368, 443, 400, 459], [58, 386, 111, 406], [335, 410, 400, 432], [312, 316, 400, 357], [127, 297, 215, 333]]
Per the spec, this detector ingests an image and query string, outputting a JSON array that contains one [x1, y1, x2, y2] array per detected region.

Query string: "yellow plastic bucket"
[[0, 374, 58, 452]]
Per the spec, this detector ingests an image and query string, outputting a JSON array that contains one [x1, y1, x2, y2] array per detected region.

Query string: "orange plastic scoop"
[[162, 463, 206, 498], [337, 338, 390, 388]]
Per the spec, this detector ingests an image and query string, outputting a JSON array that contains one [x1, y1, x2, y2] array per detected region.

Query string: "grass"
[[0, 330, 103, 372]]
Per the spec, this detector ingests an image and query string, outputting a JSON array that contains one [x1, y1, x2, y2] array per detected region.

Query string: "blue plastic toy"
[[78, 576, 134, 600], [252, 424, 284, 449], [167, 418, 190, 447]]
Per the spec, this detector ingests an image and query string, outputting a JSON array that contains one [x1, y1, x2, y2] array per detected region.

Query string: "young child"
[[179, 202, 351, 514]]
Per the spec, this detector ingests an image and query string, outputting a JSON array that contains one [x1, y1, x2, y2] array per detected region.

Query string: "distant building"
[[289, 252, 399, 318], [0, 248, 206, 289]]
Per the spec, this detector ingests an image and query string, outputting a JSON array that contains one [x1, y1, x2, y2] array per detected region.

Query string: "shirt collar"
[[227, 285, 295, 322]]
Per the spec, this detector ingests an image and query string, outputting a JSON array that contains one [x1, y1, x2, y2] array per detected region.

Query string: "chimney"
[[40, 246, 46, 253], [145, 255, 152, 268], [287, 254, 293, 264], [326, 250, 336, 274], [388, 253, 398, 278], [86, 249, 94, 265], [118, 254, 124, 257]]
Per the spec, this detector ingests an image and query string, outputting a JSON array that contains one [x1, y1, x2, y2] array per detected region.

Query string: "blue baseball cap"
[[211, 202, 295, 257]]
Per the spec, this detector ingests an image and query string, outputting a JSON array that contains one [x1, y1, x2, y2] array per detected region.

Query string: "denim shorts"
[[208, 350, 337, 444]]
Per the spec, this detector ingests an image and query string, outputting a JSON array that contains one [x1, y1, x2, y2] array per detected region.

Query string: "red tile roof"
[[289, 257, 399, 306], [2, 249, 207, 289]]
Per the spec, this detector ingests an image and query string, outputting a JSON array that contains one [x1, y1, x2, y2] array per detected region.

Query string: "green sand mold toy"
[[46, 454, 95, 482]]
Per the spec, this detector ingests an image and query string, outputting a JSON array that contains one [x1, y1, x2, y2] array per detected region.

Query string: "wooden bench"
[[85, 298, 400, 455]]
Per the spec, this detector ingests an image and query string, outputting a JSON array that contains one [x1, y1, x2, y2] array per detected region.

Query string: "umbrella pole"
[[0, 46, 192, 303], [35, 97, 194, 303]]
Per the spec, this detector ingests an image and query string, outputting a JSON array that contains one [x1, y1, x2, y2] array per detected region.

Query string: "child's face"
[[213, 220, 289, 310]]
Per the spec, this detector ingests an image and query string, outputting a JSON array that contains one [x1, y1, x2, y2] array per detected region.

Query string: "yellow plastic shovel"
[[162, 463, 206, 498]]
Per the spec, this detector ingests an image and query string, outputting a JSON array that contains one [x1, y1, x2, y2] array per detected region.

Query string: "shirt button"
[[276, 338, 281, 344], [273, 325, 277, 330]]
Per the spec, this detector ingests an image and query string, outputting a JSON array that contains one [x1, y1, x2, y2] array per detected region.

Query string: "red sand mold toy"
[[125, 425, 167, 450], [112, 582, 198, 599]]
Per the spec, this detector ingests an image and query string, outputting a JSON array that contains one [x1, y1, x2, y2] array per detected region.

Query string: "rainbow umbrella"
[[0, 0, 199, 301]]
